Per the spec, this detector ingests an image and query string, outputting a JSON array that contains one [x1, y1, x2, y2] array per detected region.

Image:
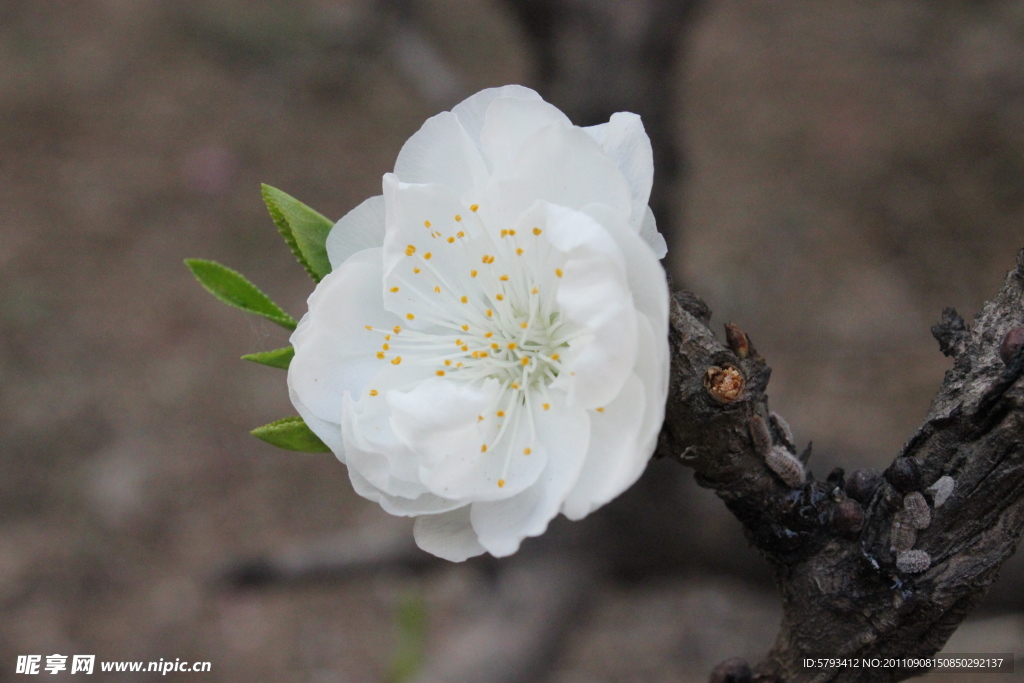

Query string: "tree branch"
[[658, 250, 1024, 682]]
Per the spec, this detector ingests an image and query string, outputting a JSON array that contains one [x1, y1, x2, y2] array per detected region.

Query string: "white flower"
[[288, 85, 670, 561]]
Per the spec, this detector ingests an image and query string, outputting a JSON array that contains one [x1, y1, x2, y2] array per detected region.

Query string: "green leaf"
[[251, 416, 331, 453], [261, 183, 334, 282], [184, 258, 297, 330], [241, 346, 295, 369]]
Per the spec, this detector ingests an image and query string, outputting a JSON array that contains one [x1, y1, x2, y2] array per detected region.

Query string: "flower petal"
[[289, 381, 345, 458], [288, 248, 400, 428], [348, 467, 463, 517], [394, 111, 489, 200], [469, 391, 590, 556], [479, 96, 571, 179], [326, 195, 386, 270], [387, 378, 548, 501], [639, 206, 668, 259], [451, 85, 542, 151], [485, 123, 633, 234], [544, 205, 637, 409], [413, 506, 486, 562], [561, 373, 648, 520], [584, 112, 654, 232], [381, 175, 489, 329]]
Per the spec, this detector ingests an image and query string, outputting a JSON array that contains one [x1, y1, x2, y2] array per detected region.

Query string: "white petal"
[[544, 205, 637, 409], [326, 195, 386, 270], [387, 379, 548, 501], [486, 124, 633, 234], [584, 112, 654, 231], [581, 203, 669, 338], [289, 380, 345, 458], [561, 373, 648, 520], [413, 506, 486, 562], [288, 248, 400, 428], [479, 97, 571, 179], [451, 85, 542, 151], [470, 391, 590, 556], [393, 112, 489, 199], [381, 175, 488, 328], [639, 206, 668, 259], [342, 370, 434, 499], [348, 467, 463, 517]]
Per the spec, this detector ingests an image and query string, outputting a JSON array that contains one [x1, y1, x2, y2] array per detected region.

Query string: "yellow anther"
[[478, 415, 484, 421], [491, 343, 499, 350], [496, 294, 504, 301], [550, 353, 560, 361], [497, 479, 505, 488], [455, 339, 463, 345], [533, 227, 542, 236], [364, 325, 373, 331], [461, 345, 468, 352], [405, 245, 416, 255], [470, 204, 479, 212], [413, 267, 421, 274], [461, 295, 468, 304], [424, 220, 432, 228], [516, 248, 523, 255], [481, 444, 488, 453], [521, 357, 530, 365], [497, 411, 505, 417], [486, 309, 493, 317], [555, 268, 563, 277], [509, 229, 516, 236], [434, 285, 441, 293], [447, 236, 455, 244], [543, 403, 550, 410], [470, 269, 478, 277], [596, 407, 605, 413], [511, 382, 519, 389], [391, 356, 402, 365], [507, 343, 516, 350], [520, 322, 528, 329], [500, 229, 508, 238], [393, 326, 402, 334], [482, 255, 495, 264], [484, 332, 493, 338], [406, 313, 415, 320], [382, 343, 389, 351], [462, 324, 470, 331], [523, 448, 531, 455], [444, 360, 452, 366], [424, 252, 432, 260], [457, 231, 465, 238], [436, 370, 445, 376], [455, 214, 462, 222], [390, 286, 399, 293], [499, 274, 509, 281], [376, 351, 386, 359], [456, 362, 463, 367], [384, 335, 391, 341], [369, 389, 379, 396]]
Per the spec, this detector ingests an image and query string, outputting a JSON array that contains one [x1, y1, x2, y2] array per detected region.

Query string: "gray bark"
[[658, 252, 1024, 682]]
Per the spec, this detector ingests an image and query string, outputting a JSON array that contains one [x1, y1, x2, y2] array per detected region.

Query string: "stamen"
[[555, 268, 563, 277], [532, 227, 542, 235], [455, 215, 462, 222], [543, 403, 550, 410], [413, 267, 421, 274], [481, 444, 487, 452], [596, 407, 605, 412], [447, 236, 455, 243], [405, 245, 416, 256], [391, 356, 402, 365], [436, 370, 445, 376], [461, 296, 468, 303], [497, 479, 505, 487], [369, 389, 379, 396], [393, 326, 402, 334], [406, 313, 415, 320], [390, 287, 399, 293], [500, 274, 509, 281], [523, 448, 531, 455], [470, 204, 479, 212], [424, 220, 431, 228], [424, 252, 432, 260], [470, 270, 478, 277], [434, 285, 441, 293]]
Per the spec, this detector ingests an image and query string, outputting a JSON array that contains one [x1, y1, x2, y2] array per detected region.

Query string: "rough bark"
[[657, 250, 1024, 682]]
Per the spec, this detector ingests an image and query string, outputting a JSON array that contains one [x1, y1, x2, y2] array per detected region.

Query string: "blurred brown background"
[[1, 0, 1023, 681]]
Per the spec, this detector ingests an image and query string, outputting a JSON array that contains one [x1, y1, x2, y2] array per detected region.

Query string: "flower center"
[[364, 204, 590, 486]]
